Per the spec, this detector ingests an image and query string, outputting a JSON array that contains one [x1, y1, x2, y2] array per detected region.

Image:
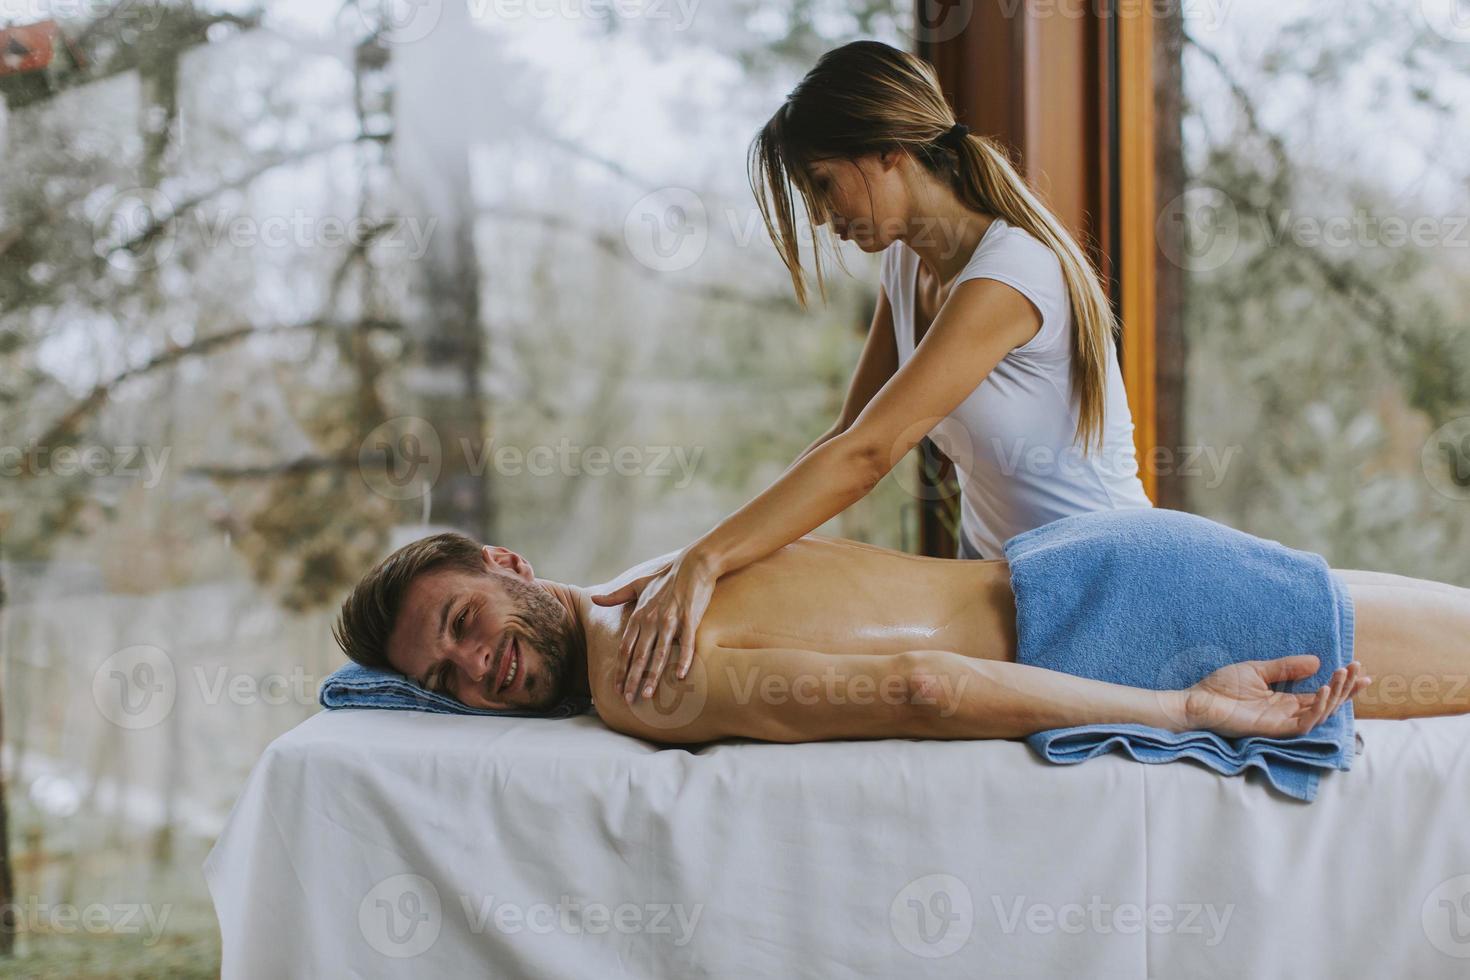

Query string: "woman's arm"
[[604, 276, 1042, 703], [696, 275, 1041, 578], [786, 284, 899, 470]]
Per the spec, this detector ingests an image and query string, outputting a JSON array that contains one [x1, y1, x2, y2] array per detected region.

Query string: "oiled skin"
[[696, 536, 1018, 660], [581, 535, 1013, 743], [577, 535, 1470, 743]]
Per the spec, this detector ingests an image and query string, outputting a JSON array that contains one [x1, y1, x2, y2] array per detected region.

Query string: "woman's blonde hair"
[[748, 39, 1118, 455]]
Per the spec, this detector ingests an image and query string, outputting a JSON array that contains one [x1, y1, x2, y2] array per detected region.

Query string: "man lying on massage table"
[[331, 507, 1469, 745]]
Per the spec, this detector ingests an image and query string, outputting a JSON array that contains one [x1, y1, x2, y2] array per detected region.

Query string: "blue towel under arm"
[[1002, 507, 1360, 803]]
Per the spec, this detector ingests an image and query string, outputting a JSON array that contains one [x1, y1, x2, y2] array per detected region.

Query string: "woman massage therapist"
[[594, 40, 1153, 703]]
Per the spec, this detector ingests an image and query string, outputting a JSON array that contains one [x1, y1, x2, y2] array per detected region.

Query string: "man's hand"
[[1182, 655, 1369, 738]]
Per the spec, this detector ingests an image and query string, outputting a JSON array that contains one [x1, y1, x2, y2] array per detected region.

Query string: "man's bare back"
[[579, 535, 1027, 742], [589, 536, 1018, 664]]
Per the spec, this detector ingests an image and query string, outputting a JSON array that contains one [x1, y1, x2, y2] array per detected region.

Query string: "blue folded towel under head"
[[1003, 507, 1359, 803], [318, 661, 593, 719]]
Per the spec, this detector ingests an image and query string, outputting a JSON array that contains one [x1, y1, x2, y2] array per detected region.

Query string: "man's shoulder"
[[578, 547, 683, 708]]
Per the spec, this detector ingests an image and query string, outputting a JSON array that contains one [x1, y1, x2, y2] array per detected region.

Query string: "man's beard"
[[497, 576, 578, 710]]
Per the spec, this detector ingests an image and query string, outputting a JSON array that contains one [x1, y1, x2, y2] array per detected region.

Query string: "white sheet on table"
[[203, 708, 1470, 979]]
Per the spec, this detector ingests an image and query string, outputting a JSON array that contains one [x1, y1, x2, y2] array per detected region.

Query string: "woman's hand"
[[591, 549, 718, 703], [591, 559, 674, 613], [1182, 655, 1369, 738]]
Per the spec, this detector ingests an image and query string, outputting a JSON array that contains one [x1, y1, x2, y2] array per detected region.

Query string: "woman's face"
[[804, 152, 907, 251]]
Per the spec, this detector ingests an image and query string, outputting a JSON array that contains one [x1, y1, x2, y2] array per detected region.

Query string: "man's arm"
[[592, 645, 1189, 745]]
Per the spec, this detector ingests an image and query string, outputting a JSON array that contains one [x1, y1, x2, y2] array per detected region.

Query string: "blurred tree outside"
[[1175, 0, 1470, 584], [0, 1, 914, 973]]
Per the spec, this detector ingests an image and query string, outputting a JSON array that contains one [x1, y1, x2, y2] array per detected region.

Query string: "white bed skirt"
[[203, 709, 1470, 978]]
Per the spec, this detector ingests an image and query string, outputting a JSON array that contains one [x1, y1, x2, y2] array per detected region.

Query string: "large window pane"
[[0, 1, 912, 971], [1174, 0, 1469, 584]]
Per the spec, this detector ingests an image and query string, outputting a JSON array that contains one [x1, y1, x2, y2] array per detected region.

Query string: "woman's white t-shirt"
[[879, 216, 1153, 559]]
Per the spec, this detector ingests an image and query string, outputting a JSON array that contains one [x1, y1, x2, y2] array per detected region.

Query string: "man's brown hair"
[[332, 531, 489, 673]]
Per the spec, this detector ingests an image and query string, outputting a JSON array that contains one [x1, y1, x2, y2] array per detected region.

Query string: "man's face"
[[386, 548, 577, 711]]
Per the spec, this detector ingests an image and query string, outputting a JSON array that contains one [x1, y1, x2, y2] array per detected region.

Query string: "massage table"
[[204, 707, 1470, 978]]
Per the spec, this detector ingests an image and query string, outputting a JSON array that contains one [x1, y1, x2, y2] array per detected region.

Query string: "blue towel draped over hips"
[[318, 661, 593, 719], [1002, 507, 1359, 803]]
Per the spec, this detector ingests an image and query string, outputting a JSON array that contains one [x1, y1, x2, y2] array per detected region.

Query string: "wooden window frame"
[[913, 1, 1177, 556]]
